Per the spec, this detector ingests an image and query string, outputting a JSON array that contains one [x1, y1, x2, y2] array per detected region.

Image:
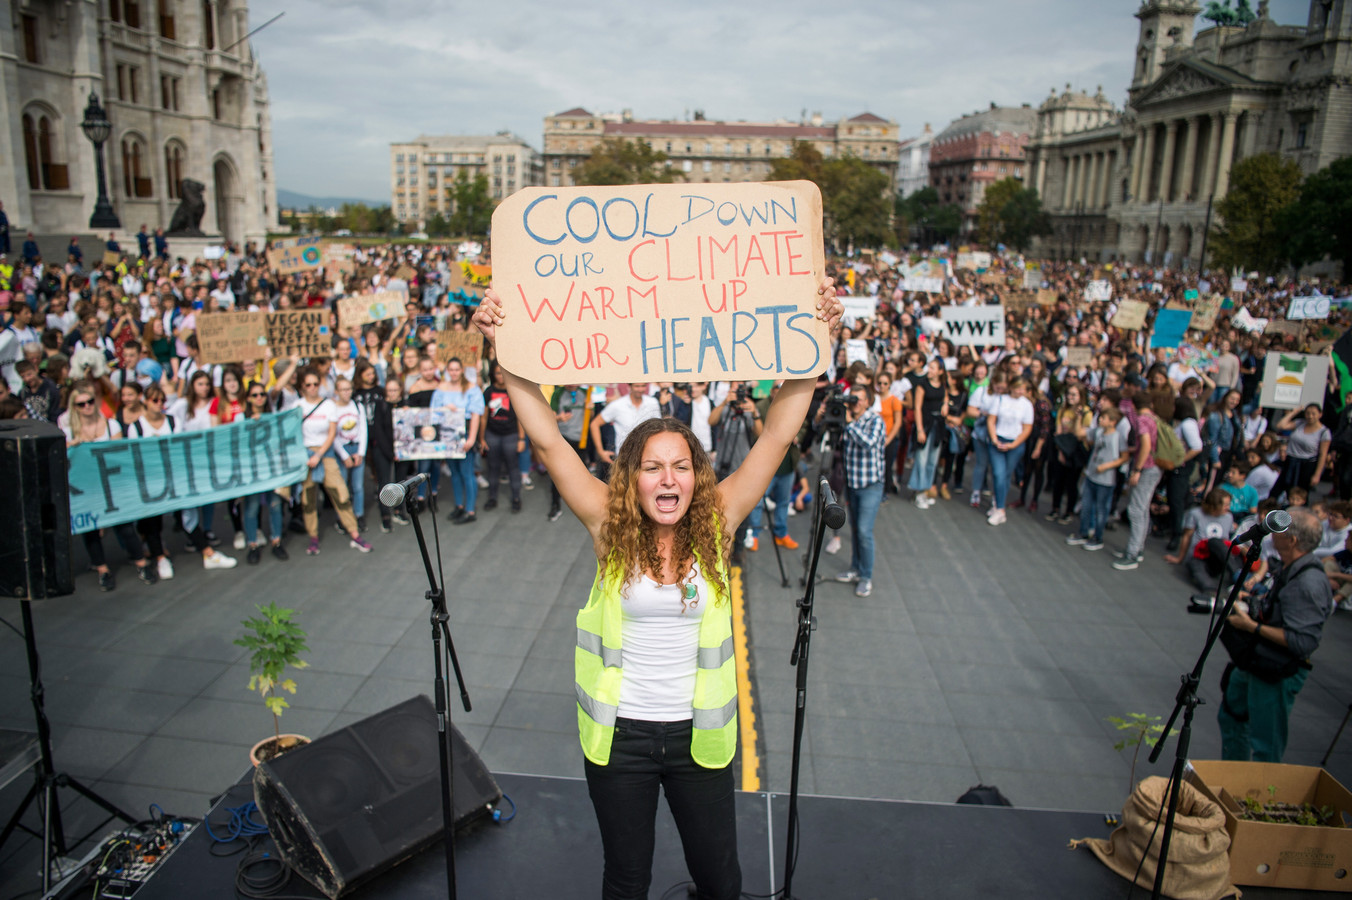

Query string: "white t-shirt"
[[1243, 413, 1268, 444], [299, 398, 338, 449], [616, 564, 708, 721], [987, 394, 1034, 442], [1175, 418, 1203, 453], [330, 399, 367, 458], [689, 395, 713, 452], [1246, 464, 1278, 500], [167, 397, 215, 431], [131, 413, 178, 438], [601, 394, 661, 451]]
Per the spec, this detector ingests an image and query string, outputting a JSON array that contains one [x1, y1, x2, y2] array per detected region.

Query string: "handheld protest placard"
[[1111, 299, 1149, 331], [434, 331, 484, 368], [338, 290, 406, 329], [197, 311, 268, 363], [271, 236, 326, 274], [267, 309, 331, 358], [490, 181, 827, 382]]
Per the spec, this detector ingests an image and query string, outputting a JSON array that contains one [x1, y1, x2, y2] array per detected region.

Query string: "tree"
[[1278, 156, 1352, 276], [572, 139, 679, 185], [769, 142, 892, 249], [447, 170, 495, 237], [1208, 153, 1303, 273], [974, 177, 1022, 246], [997, 187, 1052, 253], [896, 187, 962, 246], [425, 211, 451, 238]]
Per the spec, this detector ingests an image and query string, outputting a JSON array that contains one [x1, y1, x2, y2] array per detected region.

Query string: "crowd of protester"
[[1, 230, 1350, 629]]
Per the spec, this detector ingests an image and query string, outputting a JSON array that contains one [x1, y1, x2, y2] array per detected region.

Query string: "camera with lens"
[[821, 386, 859, 429], [735, 385, 749, 405]]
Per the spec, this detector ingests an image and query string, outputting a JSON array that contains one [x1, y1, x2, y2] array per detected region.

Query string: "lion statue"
[[166, 178, 206, 236]]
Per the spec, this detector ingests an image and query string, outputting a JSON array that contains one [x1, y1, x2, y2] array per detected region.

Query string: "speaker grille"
[[253, 695, 500, 899]]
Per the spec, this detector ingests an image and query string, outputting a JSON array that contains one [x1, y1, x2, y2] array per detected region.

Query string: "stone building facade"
[[928, 105, 1039, 232], [1028, 0, 1352, 266], [896, 123, 934, 200], [0, 0, 277, 249], [389, 132, 542, 227], [541, 108, 900, 191]]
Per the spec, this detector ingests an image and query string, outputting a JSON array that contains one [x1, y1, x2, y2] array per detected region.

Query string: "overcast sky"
[[248, 0, 1312, 202]]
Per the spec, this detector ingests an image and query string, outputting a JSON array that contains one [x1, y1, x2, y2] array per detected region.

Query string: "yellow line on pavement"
[[730, 565, 761, 792]]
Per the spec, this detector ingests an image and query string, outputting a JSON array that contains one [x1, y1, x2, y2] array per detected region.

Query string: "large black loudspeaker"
[[252, 694, 501, 899], [0, 420, 73, 599]]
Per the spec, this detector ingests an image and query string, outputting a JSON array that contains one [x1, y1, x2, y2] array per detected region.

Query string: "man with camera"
[[1219, 508, 1332, 762], [835, 383, 885, 598], [710, 382, 765, 556]]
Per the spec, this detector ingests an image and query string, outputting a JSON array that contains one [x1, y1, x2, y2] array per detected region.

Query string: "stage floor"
[[127, 771, 1339, 899]]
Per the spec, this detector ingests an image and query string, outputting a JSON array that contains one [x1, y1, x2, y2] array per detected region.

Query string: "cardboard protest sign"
[[1111, 300, 1149, 331], [1260, 353, 1329, 409], [1150, 308, 1193, 348], [466, 263, 492, 285], [196, 311, 268, 363], [1288, 295, 1331, 320], [67, 410, 306, 534], [1264, 319, 1303, 337], [271, 236, 325, 274], [489, 181, 827, 382], [393, 407, 466, 461], [266, 309, 331, 358], [102, 250, 121, 266], [1065, 346, 1094, 367], [1230, 277, 1248, 294], [841, 295, 876, 327], [1036, 289, 1058, 307], [956, 252, 977, 271], [1191, 294, 1223, 332], [939, 305, 1005, 347], [1023, 267, 1042, 289], [980, 272, 1005, 286], [1084, 280, 1112, 302], [394, 264, 418, 282], [901, 260, 945, 293], [845, 339, 870, 365], [971, 251, 992, 270], [434, 331, 484, 368], [338, 291, 406, 329]]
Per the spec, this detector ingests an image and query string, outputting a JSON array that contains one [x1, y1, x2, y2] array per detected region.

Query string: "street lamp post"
[[80, 92, 121, 230]]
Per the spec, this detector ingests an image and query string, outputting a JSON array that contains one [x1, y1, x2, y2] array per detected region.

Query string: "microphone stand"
[[782, 476, 843, 900], [399, 490, 472, 900], [1144, 537, 1264, 900]]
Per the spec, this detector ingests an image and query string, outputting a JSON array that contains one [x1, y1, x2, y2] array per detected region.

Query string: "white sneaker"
[[915, 495, 929, 509], [522, 472, 534, 489], [987, 509, 1007, 526], [476, 474, 489, 489], [743, 532, 756, 549], [824, 535, 842, 555], [764, 497, 777, 511], [233, 532, 246, 550], [787, 507, 797, 517], [204, 551, 238, 570], [157, 557, 174, 580]]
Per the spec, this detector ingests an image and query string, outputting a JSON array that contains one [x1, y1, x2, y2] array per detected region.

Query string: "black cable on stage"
[[234, 839, 323, 900]]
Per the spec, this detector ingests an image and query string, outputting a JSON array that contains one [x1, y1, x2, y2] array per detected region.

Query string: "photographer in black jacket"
[[1219, 507, 1332, 762]]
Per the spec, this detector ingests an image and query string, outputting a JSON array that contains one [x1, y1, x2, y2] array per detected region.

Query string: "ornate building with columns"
[[1027, 0, 1352, 267], [0, 0, 277, 249]]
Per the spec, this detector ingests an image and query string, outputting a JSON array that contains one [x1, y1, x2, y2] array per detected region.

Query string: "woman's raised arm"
[[474, 289, 608, 534]]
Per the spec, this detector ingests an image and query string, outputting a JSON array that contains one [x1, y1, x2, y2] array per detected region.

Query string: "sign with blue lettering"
[[939, 305, 1005, 346], [66, 410, 307, 534], [490, 181, 828, 382]]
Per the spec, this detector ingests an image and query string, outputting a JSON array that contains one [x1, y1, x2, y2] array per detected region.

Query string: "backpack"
[[1147, 410, 1186, 471]]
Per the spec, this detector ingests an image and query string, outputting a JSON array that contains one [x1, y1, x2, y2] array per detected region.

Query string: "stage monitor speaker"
[[0, 420, 73, 600], [252, 694, 501, 899]]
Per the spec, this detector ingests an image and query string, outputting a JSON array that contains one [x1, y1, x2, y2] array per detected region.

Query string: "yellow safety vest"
[[575, 542, 737, 768]]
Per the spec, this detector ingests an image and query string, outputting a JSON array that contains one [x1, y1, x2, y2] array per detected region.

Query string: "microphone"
[[819, 476, 846, 530], [1233, 508, 1292, 546], [379, 473, 429, 508]]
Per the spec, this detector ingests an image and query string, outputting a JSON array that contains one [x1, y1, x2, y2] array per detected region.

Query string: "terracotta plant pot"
[[250, 733, 311, 766]]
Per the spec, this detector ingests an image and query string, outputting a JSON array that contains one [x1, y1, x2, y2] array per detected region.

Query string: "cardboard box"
[[1187, 759, 1352, 891]]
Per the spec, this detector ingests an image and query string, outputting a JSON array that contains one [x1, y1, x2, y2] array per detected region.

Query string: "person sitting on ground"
[[1219, 463, 1259, 519], [1323, 530, 1352, 612], [1244, 448, 1278, 501], [1314, 500, 1352, 559], [1165, 490, 1235, 606]]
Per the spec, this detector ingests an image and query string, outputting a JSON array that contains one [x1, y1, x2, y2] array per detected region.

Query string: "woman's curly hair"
[[599, 417, 731, 605]]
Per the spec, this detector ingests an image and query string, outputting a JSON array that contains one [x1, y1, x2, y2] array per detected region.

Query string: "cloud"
[[249, 0, 1313, 201]]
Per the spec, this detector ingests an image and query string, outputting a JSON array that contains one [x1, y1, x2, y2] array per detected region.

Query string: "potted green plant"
[[235, 602, 312, 765]]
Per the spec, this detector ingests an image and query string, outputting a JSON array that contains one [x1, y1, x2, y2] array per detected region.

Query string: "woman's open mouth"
[[655, 493, 681, 513]]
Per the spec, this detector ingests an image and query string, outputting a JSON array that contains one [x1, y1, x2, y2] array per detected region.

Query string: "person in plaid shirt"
[[837, 383, 886, 597]]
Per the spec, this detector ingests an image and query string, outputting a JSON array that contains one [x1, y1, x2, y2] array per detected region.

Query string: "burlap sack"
[[1072, 776, 1239, 900]]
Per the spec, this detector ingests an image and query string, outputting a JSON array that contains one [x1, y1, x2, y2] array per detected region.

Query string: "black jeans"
[[583, 719, 740, 900], [484, 430, 521, 502]]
